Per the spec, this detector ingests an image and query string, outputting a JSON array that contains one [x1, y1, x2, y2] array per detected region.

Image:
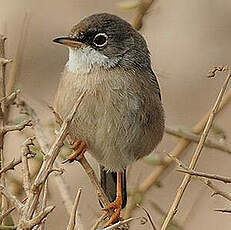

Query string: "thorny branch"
[[160, 70, 231, 230], [125, 67, 231, 219], [170, 155, 231, 202], [20, 99, 84, 230]]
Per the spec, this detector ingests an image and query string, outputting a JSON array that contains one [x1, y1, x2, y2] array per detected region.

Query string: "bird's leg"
[[104, 172, 123, 227], [63, 140, 87, 163]]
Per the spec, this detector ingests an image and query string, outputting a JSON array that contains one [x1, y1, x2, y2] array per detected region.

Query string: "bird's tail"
[[100, 166, 127, 208]]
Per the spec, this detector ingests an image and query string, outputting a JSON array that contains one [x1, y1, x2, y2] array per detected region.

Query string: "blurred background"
[[1, 0, 231, 229]]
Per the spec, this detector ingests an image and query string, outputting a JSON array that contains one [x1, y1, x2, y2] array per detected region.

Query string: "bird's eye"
[[93, 33, 108, 47]]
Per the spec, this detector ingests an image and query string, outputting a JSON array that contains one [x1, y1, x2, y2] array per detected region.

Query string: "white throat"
[[66, 47, 119, 73]]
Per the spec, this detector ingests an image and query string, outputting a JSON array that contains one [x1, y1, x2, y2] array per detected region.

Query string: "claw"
[[104, 172, 123, 227], [63, 140, 86, 163]]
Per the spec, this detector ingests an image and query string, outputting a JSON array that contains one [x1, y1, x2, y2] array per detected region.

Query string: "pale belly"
[[54, 69, 164, 171]]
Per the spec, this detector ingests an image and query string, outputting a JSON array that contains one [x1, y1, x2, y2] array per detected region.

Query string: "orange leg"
[[63, 140, 86, 163], [104, 172, 123, 227]]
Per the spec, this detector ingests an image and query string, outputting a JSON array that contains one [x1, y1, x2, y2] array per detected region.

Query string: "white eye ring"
[[93, 33, 108, 47]]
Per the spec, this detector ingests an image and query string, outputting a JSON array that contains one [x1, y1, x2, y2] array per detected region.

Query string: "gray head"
[[53, 13, 152, 73]]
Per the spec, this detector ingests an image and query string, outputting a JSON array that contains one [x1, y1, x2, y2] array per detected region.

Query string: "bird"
[[53, 13, 165, 227]]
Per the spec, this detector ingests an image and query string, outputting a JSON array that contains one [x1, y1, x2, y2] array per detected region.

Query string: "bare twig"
[[160, 71, 231, 230], [214, 209, 231, 213], [0, 158, 22, 176], [66, 188, 82, 230], [0, 184, 24, 214], [7, 13, 30, 94], [0, 198, 27, 223], [137, 204, 157, 230], [90, 213, 108, 230], [3, 119, 32, 133], [23, 92, 85, 220], [199, 178, 231, 202], [125, 71, 231, 219], [39, 180, 48, 230], [132, 0, 154, 30], [18, 206, 55, 230], [50, 105, 111, 208], [99, 217, 141, 230], [177, 168, 231, 184], [165, 126, 231, 155], [21, 99, 82, 226], [21, 137, 35, 196], [170, 154, 231, 202], [0, 34, 9, 224], [0, 226, 17, 230]]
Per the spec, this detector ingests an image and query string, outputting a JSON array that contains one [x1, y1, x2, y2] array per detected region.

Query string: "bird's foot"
[[63, 140, 86, 163], [103, 196, 122, 227]]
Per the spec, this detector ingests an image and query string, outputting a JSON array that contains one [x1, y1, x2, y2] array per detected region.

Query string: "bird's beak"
[[53, 36, 84, 48]]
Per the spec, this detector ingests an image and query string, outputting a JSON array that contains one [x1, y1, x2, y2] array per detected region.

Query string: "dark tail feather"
[[100, 166, 127, 209]]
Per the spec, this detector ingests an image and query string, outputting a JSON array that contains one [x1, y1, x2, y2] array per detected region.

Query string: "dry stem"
[[165, 126, 231, 155], [66, 188, 82, 230], [160, 71, 231, 230], [132, 0, 154, 30], [125, 71, 231, 218], [99, 217, 141, 230], [177, 168, 231, 184]]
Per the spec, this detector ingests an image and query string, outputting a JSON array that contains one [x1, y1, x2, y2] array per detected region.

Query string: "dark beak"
[[53, 36, 83, 48]]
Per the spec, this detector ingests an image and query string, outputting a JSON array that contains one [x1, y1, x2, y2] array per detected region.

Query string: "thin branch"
[[66, 188, 82, 230], [137, 204, 157, 230], [0, 184, 24, 214], [0, 198, 27, 223], [160, 71, 231, 230], [177, 168, 231, 184], [3, 119, 32, 133], [0, 158, 22, 176], [7, 13, 30, 94], [50, 105, 111, 208], [0, 34, 9, 224], [170, 154, 231, 203], [39, 180, 48, 230], [0, 226, 17, 230], [214, 209, 231, 213], [21, 99, 83, 226], [132, 0, 154, 30], [21, 137, 34, 196], [18, 206, 55, 230], [99, 217, 141, 230], [199, 178, 231, 202], [90, 213, 108, 230], [165, 126, 231, 155], [23, 92, 85, 221], [125, 76, 231, 219]]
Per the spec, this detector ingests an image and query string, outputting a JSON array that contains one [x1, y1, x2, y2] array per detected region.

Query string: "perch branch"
[[50, 106, 111, 208], [24, 92, 85, 219], [20, 99, 83, 227]]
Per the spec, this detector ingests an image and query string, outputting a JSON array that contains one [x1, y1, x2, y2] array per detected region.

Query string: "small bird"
[[53, 13, 165, 226]]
